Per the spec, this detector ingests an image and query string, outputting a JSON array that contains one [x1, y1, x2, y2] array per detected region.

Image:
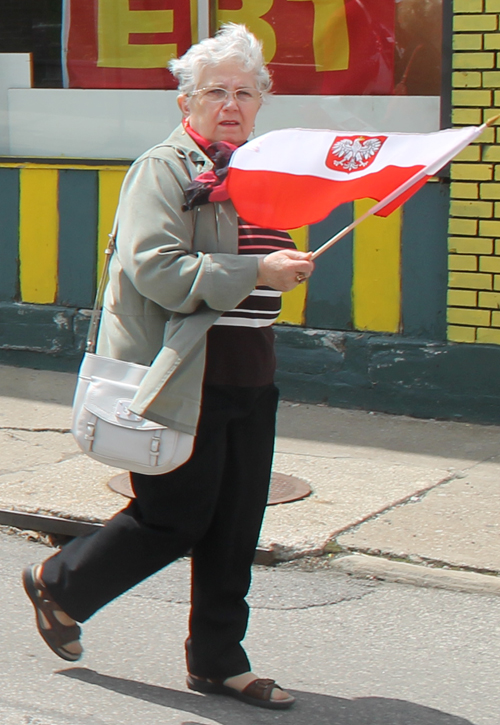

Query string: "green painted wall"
[[0, 162, 449, 339]]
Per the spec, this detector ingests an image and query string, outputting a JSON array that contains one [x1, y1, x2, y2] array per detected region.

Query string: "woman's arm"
[[116, 155, 259, 315]]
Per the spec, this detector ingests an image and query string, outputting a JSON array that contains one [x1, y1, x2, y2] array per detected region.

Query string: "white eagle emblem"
[[328, 136, 385, 173]]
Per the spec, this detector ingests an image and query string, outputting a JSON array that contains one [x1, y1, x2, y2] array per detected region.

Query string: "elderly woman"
[[22, 24, 313, 710]]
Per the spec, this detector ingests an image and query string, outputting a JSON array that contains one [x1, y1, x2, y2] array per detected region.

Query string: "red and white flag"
[[227, 126, 485, 230]]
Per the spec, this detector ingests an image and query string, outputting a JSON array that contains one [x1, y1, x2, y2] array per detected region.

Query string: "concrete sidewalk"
[[1, 364, 500, 592]]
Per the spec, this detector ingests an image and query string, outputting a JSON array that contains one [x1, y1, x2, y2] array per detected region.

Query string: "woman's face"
[[178, 61, 262, 146]]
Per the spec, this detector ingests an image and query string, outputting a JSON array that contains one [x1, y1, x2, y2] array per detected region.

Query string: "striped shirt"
[[204, 220, 297, 387]]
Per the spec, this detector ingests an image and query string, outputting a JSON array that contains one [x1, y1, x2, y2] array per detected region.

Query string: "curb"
[[0, 508, 275, 563], [4, 509, 500, 596], [0, 509, 102, 538], [329, 553, 500, 596]]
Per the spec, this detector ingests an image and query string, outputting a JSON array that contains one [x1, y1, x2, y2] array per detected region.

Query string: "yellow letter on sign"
[[289, 0, 349, 71], [217, 0, 276, 63], [98, 0, 176, 69]]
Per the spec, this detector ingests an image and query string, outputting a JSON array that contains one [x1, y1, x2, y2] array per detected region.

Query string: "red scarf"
[[182, 119, 237, 209]]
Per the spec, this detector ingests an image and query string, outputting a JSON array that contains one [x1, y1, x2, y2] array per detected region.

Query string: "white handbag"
[[71, 226, 195, 475]]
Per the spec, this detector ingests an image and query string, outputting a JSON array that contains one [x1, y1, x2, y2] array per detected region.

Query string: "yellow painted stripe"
[[277, 225, 309, 326], [19, 169, 58, 304], [0, 162, 130, 171], [352, 199, 402, 333], [97, 169, 127, 282]]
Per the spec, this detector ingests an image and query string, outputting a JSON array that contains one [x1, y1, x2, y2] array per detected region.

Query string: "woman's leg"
[[41, 501, 192, 623], [186, 383, 279, 679], [40, 385, 240, 624]]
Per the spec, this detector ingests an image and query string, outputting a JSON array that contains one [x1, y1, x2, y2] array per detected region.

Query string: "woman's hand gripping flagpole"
[[310, 116, 499, 261]]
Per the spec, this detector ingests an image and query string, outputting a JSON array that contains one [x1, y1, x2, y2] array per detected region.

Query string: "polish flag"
[[227, 126, 485, 230]]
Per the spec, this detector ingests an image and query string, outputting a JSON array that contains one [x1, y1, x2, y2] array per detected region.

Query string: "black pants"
[[42, 383, 279, 679]]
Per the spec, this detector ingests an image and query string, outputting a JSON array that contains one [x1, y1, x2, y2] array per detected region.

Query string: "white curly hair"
[[168, 23, 272, 97]]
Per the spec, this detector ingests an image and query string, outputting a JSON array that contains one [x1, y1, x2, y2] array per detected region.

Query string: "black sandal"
[[187, 673, 295, 710], [22, 565, 83, 662]]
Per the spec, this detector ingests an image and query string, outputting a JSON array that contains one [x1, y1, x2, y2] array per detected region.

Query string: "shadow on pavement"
[[57, 667, 476, 725]]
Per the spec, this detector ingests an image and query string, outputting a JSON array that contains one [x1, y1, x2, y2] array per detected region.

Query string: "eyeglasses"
[[190, 87, 262, 104]]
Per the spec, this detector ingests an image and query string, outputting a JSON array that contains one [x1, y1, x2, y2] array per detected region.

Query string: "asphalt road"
[[3, 530, 500, 725]]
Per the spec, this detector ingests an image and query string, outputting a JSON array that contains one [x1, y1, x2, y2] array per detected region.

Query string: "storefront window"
[[1, 1, 441, 95], [0, 0, 63, 87], [0, 1, 445, 159], [394, 0, 442, 96]]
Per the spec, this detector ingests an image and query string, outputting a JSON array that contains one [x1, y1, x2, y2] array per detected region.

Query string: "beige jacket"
[[97, 125, 259, 435]]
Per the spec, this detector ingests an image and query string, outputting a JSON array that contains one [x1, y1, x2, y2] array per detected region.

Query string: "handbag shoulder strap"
[[86, 212, 119, 353], [85, 148, 219, 356], [85, 152, 196, 354]]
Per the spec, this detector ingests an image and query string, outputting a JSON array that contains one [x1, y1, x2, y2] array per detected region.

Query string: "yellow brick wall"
[[448, 0, 500, 344]]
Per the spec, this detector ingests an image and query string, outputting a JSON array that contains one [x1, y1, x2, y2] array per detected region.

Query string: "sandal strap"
[[36, 591, 64, 612], [50, 622, 81, 646], [242, 678, 278, 701], [32, 577, 82, 644]]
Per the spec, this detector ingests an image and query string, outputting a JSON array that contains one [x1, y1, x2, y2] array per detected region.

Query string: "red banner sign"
[[63, 0, 397, 94], [256, 0, 395, 95], [64, 0, 193, 89]]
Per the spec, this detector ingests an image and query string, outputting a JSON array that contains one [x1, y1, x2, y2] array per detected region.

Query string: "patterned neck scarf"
[[182, 118, 238, 210]]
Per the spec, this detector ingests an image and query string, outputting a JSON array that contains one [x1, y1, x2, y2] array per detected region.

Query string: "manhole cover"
[[108, 471, 311, 506], [107, 473, 134, 498], [267, 472, 312, 505]]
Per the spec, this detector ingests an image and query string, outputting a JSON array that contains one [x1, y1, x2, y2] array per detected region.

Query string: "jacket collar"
[[163, 124, 210, 166]]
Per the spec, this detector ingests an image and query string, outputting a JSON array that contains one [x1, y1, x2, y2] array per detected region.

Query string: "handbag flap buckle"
[[115, 399, 143, 422]]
